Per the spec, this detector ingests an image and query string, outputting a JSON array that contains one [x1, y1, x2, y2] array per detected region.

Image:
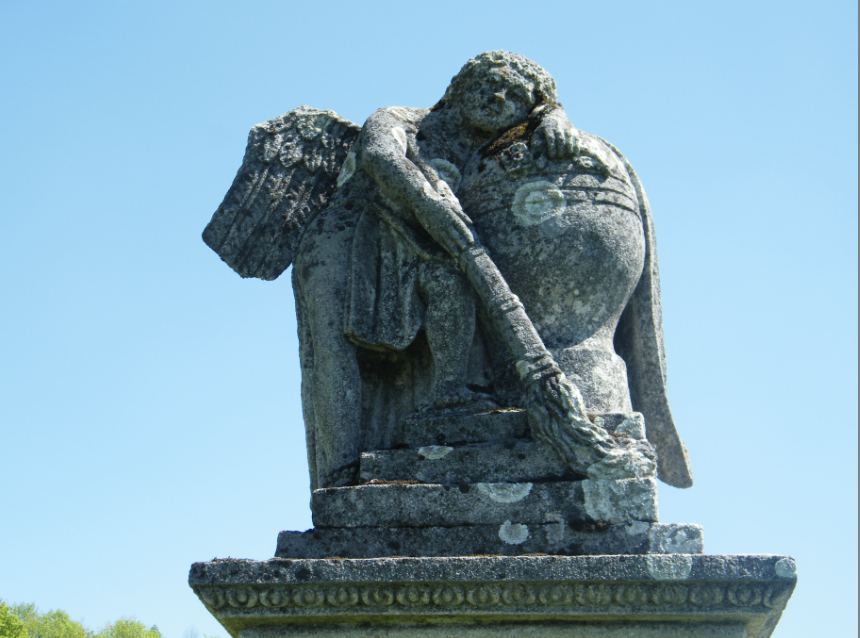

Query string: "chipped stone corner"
[[615, 413, 646, 439], [648, 523, 704, 554], [582, 477, 658, 524], [775, 557, 797, 579], [645, 554, 693, 581]]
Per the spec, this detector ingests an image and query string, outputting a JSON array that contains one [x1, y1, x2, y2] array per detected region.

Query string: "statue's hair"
[[440, 51, 557, 108]]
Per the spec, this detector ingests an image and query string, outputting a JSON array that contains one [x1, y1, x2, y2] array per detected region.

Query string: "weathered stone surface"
[[276, 523, 703, 559], [361, 440, 577, 485], [401, 410, 529, 448], [189, 554, 796, 638], [311, 479, 658, 528], [203, 50, 692, 491], [243, 623, 748, 637], [193, 50, 793, 638], [365, 413, 647, 484]]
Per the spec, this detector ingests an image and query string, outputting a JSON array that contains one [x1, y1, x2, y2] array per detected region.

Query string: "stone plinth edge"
[[276, 523, 703, 559], [189, 554, 796, 638]]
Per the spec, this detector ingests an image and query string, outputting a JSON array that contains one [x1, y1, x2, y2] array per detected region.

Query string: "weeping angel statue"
[[203, 51, 693, 491]]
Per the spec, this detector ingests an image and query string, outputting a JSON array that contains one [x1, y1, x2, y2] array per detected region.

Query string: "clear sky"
[[1, 2, 856, 637]]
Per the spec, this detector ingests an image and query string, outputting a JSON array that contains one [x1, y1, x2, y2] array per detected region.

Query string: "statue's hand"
[[414, 180, 475, 257], [536, 110, 578, 160], [525, 368, 657, 481]]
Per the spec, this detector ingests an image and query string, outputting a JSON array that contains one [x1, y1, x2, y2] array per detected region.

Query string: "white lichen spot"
[[476, 482, 532, 503], [336, 151, 356, 187], [583, 478, 657, 523], [645, 555, 693, 581], [296, 113, 331, 141], [391, 127, 408, 154], [512, 181, 566, 226], [498, 520, 529, 545], [278, 140, 304, 167], [775, 558, 797, 579], [418, 445, 453, 460]]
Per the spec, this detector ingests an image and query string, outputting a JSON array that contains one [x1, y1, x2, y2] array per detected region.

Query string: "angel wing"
[[603, 139, 695, 489], [203, 106, 361, 280]]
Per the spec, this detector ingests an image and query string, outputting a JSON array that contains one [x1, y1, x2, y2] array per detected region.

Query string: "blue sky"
[[1, 2, 856, 637]]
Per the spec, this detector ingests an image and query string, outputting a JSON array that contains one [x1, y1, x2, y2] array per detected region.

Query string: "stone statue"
[[192, 54, 797, 638], [203, 51, 693, 492]]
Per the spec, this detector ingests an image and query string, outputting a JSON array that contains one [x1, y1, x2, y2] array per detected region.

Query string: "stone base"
[[401, 409, 530, 447], [312, 478, 658, 528], [243, 624, 747, 637], [361, 440, 585, 485], [189, 555, 797, 638], [276, 523, 704, 559]]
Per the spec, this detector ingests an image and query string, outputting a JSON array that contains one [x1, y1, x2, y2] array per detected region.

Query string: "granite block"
[[402, 410, 529, 447], [276, 523, 703, 559], [361, 440, 581, 484], [189, 554, 796, 638], [311, 479, 658, 528], [243, 623, 747, 637]]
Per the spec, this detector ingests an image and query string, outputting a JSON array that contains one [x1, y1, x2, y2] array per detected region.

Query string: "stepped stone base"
[[361, 440, 585, 485], [189, 554, 797, 638], [276, 523, 703, 559], [401, 409, 530, 447], [362, 411, 651, 487], [243, 625, 746, 637], [311, 478, 658, 528]]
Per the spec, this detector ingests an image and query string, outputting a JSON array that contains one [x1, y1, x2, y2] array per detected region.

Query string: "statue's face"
[[458, 67, 535, 133]]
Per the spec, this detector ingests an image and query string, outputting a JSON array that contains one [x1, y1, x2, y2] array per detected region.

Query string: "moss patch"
[[481, 102, 563, 159]]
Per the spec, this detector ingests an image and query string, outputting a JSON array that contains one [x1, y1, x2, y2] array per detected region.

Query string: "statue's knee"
[[420, 261, 471, 300]]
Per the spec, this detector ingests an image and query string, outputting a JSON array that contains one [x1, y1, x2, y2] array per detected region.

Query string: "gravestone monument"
[[190, 51, 796, 637]]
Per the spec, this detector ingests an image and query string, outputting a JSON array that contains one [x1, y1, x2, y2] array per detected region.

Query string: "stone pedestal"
[[189, 555, 797, 638], [196, 54, 797, 637], [190, 411, 796, 636]]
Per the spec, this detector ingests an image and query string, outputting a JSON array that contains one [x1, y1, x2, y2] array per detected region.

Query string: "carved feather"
[[203, 105, 360, 280]]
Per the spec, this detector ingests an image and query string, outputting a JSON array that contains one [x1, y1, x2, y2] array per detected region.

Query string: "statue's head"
[[442, 51, 557, 133]]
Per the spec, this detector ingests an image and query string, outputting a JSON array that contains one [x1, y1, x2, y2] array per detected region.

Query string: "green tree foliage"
[[94, 619, 161, 638], [11, 605, 87, 638], [0, 601, 27, 638], [0, 604, 161, 638]]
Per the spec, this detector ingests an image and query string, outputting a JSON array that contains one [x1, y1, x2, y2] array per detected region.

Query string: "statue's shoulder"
[[366, 106, 430, 129], [574, 130, 630, 180]]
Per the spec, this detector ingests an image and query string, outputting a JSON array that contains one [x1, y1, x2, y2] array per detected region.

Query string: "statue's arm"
[[361, 111, 654, 482], [360, 110, 475, 258]]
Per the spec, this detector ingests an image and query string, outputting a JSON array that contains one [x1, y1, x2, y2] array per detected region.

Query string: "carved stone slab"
[[241, 625, 747, 638], [189, 554, 797, 638], [275, 523, 704, 559], [361, 440, 581, 485], [401, 410, 529, 447], [369, 413, 646, 485], [311, 479, 658, 528]]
